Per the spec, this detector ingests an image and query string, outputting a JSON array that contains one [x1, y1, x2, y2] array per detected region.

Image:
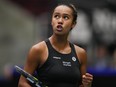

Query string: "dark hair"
[[51, 3, 78, 24], [69, 4, 78, 24]]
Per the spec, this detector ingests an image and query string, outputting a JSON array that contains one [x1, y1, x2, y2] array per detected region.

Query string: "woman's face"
[[51, 5, 75, 35]]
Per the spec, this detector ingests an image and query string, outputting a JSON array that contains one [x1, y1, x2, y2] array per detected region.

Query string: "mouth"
[[57, 25, 63, 31]]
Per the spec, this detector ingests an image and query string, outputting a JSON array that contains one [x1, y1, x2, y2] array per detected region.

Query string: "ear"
[[71, 22, 76, 30]]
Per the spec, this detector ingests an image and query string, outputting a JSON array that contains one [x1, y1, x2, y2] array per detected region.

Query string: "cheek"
[[51, 19, 56, 26], [65, 22, 73, 28], [51, 21, 56, 30]]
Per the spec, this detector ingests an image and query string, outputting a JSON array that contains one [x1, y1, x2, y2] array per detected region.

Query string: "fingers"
[[85, 73, 93, 77], [82, 73, 93, 86], [83, 73, 93, 81]]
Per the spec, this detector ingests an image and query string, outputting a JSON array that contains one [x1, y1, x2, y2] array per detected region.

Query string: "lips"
[[57, 25, 63, 31]]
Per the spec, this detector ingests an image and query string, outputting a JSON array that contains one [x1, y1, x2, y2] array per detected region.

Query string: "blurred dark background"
[[0, 0, 116, 87]]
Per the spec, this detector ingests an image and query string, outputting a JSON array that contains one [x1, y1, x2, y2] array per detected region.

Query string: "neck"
[[50, 35, 68, 43], [49, 35, 69, 50]]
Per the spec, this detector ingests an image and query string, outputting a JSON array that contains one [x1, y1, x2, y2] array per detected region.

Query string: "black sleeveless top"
[[36, 39, 82, 87]]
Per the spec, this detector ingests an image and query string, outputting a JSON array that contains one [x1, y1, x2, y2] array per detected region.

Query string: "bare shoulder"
[[22, 41, 47, 75], [31, 41, 47, 52], [74, 45, 86, 54], [74, 45, 87, 64], [28, 41, 47, 61]]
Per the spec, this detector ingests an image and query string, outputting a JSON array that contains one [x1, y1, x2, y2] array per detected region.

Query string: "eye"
[[63, 16, 69, 20], [54, 15, 60, 19]]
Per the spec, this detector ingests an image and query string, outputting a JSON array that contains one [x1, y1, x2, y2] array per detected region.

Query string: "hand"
[[82, 73, 93, 87]]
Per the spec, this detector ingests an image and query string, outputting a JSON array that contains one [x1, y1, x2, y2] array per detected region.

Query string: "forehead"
[[53, 5, 73, 15]]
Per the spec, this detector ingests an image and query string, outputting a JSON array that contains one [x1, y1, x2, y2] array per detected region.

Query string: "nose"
[[58, 18, 63, 24]]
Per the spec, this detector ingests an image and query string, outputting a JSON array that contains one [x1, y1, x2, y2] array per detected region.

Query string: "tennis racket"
[[14, 65, 47, 87]]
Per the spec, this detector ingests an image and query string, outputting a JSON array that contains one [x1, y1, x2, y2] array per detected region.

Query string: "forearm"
[[18, 77, 31, 87]]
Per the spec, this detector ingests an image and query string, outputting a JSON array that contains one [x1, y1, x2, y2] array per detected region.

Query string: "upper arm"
[[25, 41, 47, 74], [24, 45, 40, 74], [75, 45, 87, 75], [18, 41, 45, 87]]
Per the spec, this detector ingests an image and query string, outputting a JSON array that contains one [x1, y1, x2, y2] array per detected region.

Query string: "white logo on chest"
[[72, 57, 76, 62], [53, 56, 61, 59], [62, 61, 71, 67]]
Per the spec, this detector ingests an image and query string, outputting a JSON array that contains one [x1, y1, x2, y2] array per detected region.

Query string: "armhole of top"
[[70, 43, 81, 67], [37, 39, 51, 70]]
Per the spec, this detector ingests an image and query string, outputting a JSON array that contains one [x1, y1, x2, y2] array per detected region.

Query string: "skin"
[[18, 5, 93, 87]]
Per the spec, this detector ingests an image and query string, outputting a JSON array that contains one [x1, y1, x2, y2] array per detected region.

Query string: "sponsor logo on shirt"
[[72, 57, 76, 62], [62, 61, 71, 66], [53, 56, 61, 59]]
